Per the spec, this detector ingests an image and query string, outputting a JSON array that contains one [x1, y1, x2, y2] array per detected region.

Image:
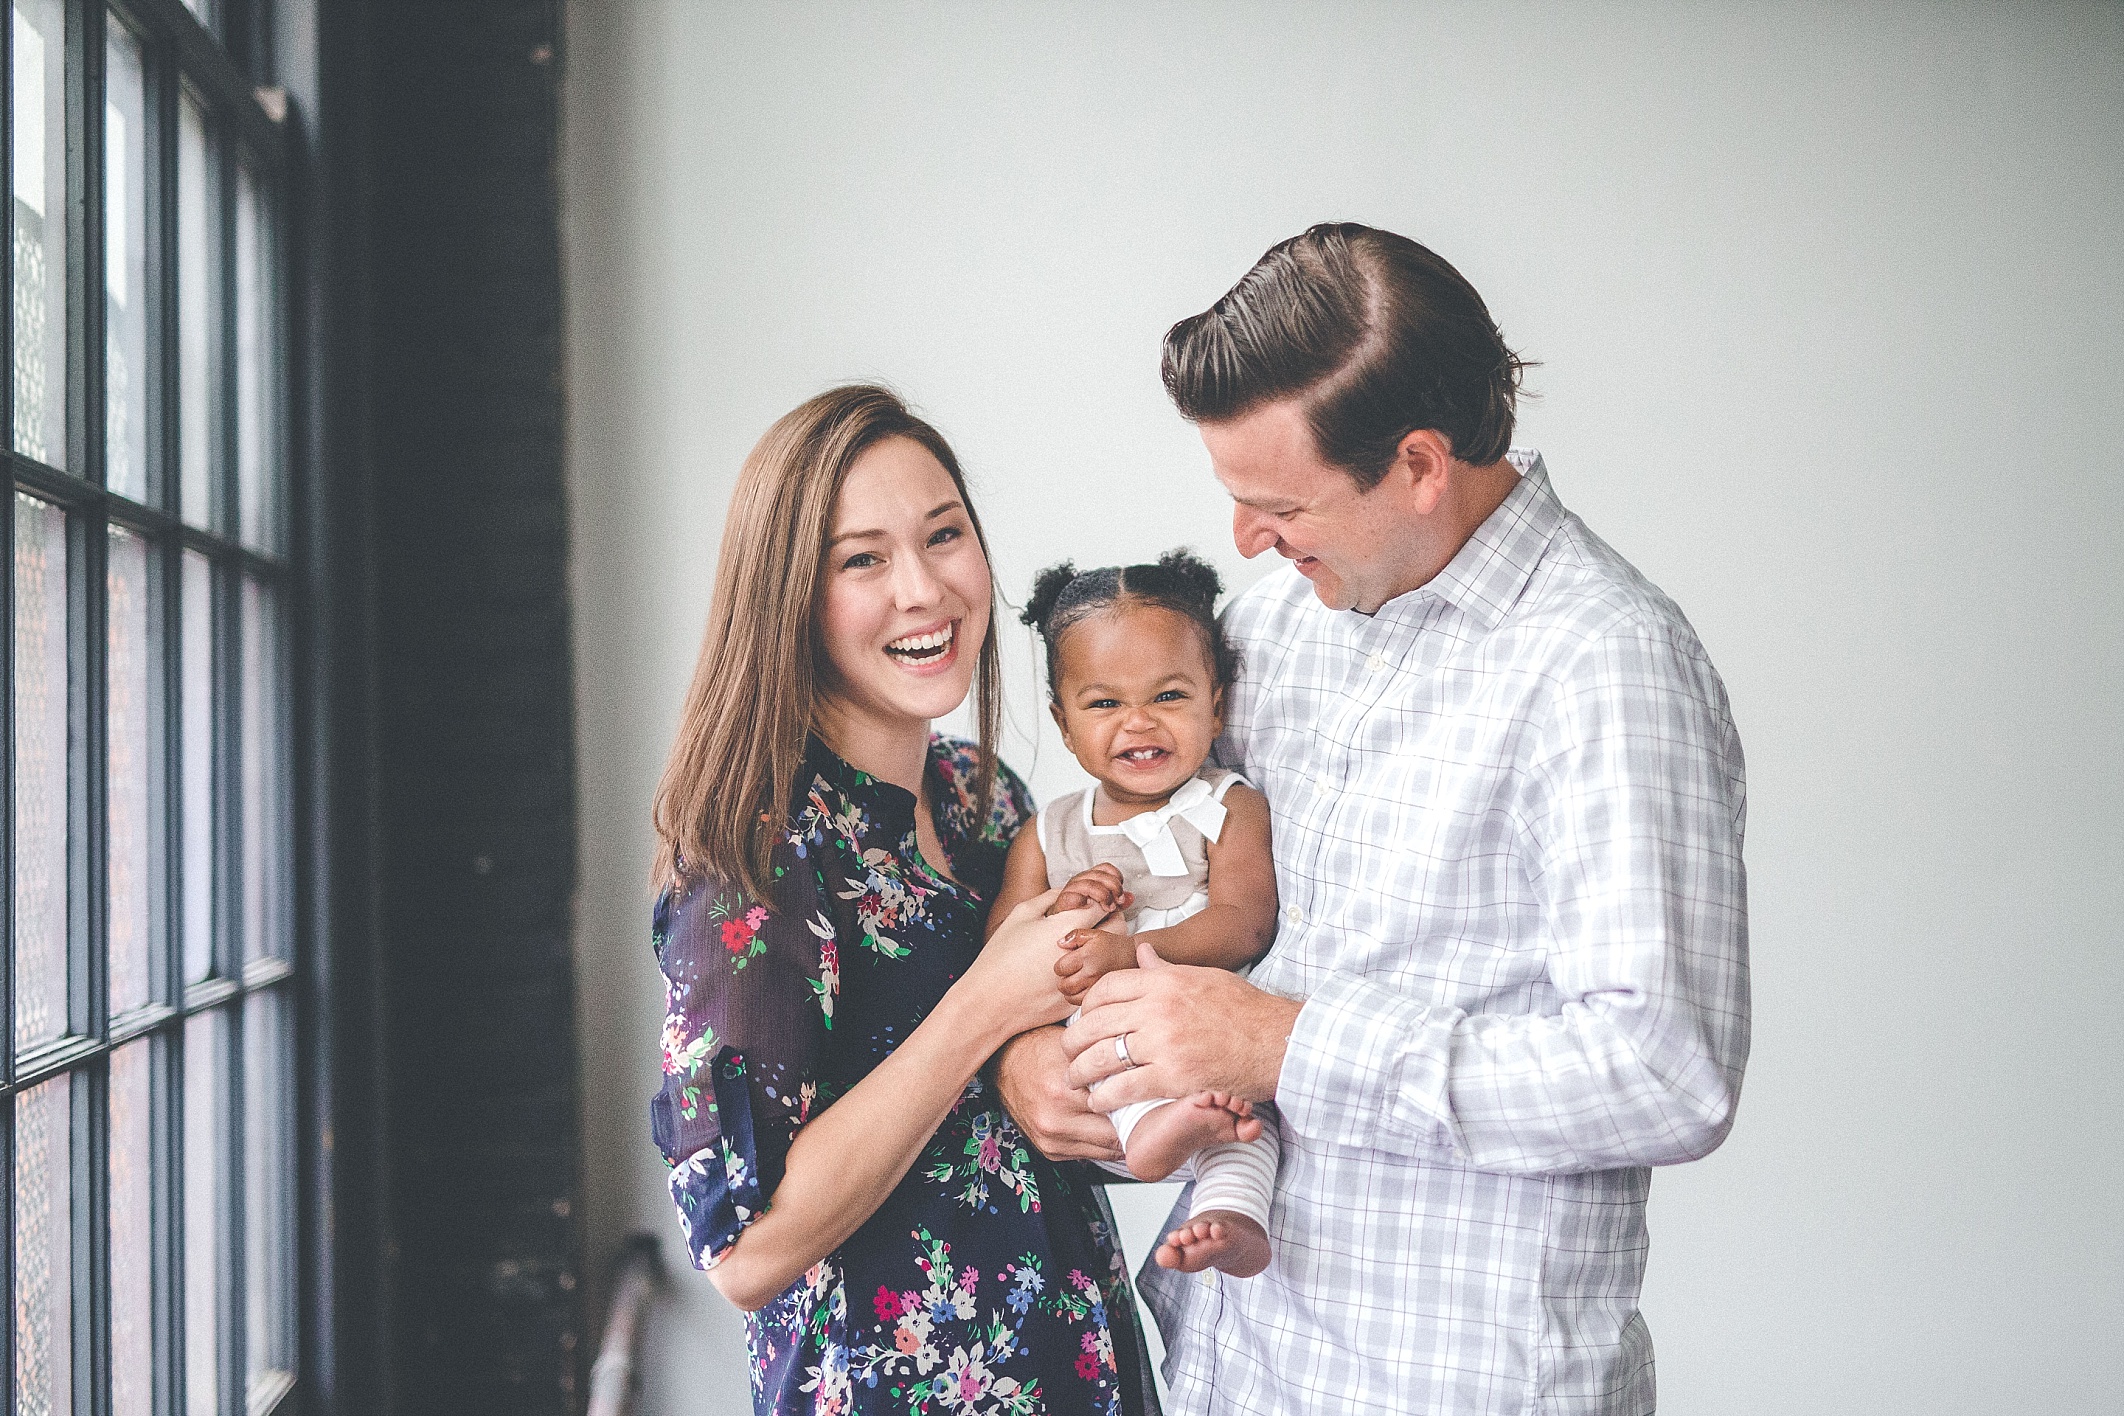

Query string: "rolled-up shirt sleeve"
[[1277, 621, 1750, 1174], [649, 857, 834, 1269]]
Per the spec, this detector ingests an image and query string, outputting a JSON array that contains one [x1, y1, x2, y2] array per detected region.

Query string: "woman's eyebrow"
[[828, 500, 965, 546]]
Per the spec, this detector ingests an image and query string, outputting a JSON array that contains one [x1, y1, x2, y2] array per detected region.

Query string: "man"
[[995, 223, 1750, 1414]]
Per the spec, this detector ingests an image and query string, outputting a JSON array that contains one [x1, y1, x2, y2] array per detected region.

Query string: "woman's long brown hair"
[[650, 385, 1003, 898]]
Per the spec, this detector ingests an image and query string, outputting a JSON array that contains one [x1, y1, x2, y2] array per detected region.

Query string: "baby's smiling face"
[[1049, 600, 1225, 812]]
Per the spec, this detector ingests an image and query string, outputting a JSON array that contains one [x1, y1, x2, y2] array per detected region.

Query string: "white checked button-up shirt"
[[1139, 451, 1750, 1415]]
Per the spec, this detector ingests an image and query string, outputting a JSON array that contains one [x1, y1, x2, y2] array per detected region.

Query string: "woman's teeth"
[[885, 624, 954, 662]]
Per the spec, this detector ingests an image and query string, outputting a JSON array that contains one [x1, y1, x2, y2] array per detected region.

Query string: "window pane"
[[14, 492, 68, 1050], [184, 1009, 228, 1416], [183, 550, 214, 983], [240, 578, 282, 962], [235, 162, 278, 552], [112, 1039, 155, 1416], [13, 1073, 72, 1416], [106, 17, 150, 501], [11, 0, 66, 468], [244, 989, 292, 1383], [178, 94, 214, 528], [109, 526, 155, 1014]]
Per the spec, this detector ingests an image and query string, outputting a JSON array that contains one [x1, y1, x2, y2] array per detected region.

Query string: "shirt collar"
[[1374, 448, 1563, 633]]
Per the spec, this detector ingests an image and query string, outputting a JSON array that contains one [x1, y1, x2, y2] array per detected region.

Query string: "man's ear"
[[1393, 428, 1456, 516]]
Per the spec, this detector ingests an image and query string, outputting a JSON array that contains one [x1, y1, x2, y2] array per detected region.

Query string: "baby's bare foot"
[[1154, 1210, 1271, 1278], [1122, 1092, 1262, 1182]]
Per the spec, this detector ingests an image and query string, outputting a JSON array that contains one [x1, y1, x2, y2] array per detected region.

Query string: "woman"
[[649, 386, 1160, 1415]]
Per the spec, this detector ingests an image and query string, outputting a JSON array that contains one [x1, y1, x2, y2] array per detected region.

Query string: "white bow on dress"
[[1112, 775, 1227, 876]]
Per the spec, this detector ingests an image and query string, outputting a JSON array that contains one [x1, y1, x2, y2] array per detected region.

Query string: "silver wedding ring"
[[1113, 1033, 1136, 1069]]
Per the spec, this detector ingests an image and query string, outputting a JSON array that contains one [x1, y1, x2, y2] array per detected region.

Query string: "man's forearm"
[[1278, 970, 1741, 1172]]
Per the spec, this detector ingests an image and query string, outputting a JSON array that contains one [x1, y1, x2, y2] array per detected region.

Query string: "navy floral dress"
[[651, 734, 1159, 1416]]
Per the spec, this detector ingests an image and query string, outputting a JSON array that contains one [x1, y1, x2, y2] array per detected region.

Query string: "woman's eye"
[[927, 525, 963, 548], [842, 552, 880, 570]]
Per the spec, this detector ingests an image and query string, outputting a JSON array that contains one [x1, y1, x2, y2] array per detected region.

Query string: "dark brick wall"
[[359, 1, 584, 1411]]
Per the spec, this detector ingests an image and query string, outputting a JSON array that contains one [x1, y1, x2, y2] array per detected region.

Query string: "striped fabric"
[[1138, 452, 1751, 1415]]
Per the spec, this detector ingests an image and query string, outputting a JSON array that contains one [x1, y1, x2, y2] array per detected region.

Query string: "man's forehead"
[[1200, 400, 1338, 498]]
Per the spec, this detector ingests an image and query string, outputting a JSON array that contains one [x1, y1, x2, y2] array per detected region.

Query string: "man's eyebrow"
[[829, 500, 964, 545]]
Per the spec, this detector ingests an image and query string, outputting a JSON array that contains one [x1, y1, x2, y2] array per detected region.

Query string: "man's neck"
[[1368, 458, 1521, 610]]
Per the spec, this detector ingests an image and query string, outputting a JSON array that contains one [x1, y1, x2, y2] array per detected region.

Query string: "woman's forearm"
[[706, 984, 1018, 1310]]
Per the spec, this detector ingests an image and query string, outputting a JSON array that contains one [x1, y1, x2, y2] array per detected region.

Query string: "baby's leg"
[[1155, 1112, 1280, 1278], [1118, 1091, 1261, 1183]]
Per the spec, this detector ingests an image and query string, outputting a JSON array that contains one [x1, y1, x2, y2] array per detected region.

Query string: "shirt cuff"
[[1276, 971, 1464, 1157]]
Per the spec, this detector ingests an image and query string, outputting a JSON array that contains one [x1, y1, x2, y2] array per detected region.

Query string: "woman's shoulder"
[[928, 734, 1035, 842]]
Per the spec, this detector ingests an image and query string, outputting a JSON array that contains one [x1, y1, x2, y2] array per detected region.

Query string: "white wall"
[[562, 4, 2124, 1412]]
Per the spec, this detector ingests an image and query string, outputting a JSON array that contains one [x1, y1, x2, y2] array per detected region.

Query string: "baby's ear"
[[1049, 698, 1073, 748], [1209, 684, 1228, 737]]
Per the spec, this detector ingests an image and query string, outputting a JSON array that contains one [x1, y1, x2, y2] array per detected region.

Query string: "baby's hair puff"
[[1020, 548, 1242, 699]]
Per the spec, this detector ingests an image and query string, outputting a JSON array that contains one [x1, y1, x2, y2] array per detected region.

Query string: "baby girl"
[[988, 550, 1281, 1278]]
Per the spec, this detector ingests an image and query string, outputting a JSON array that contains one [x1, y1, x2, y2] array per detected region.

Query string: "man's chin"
[[1304, 574, 1356, 612]]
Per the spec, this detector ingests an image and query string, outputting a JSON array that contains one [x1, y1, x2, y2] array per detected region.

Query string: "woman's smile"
[[882, 618, 959, 672]]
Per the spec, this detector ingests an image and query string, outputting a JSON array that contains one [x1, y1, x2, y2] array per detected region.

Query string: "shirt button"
[[1285, 905, 1303, 926], [1366, 653, 1388, 673]]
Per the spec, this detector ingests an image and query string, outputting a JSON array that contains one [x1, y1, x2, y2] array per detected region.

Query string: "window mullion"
[[154, 33, 183, 1416]]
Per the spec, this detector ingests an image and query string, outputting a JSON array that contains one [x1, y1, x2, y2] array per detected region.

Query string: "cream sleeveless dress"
[[1037, 767, 1279, 1229]]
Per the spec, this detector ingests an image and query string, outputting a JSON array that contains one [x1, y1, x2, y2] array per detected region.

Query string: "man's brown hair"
[[1161, 223, 1531, 487]]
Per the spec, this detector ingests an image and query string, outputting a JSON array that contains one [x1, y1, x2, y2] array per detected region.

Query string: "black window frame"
[[3, 1, 299, 1414]]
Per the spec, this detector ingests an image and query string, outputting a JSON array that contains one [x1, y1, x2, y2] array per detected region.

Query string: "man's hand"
[[989, 1026, 1122, 1163], [1054, 928, 1140, 1005], [1051, 864, 1131, 925], [1064, 943, 1303, 1108]]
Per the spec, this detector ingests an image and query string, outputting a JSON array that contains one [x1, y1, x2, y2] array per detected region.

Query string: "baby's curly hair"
[[1019, 548, 1241, 700]]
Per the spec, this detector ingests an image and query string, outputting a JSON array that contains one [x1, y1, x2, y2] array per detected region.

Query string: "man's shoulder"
[[1515, 512, 1710, 665]]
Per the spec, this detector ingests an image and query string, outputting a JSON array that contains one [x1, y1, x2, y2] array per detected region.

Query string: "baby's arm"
[[990, 826, 1135, 940], [1133, 782, 1278, 970], [987, 823, 1056, 941]]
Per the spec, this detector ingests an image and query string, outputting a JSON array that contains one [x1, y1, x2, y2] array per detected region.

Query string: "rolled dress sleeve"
[[649, 858, 836, 1270]]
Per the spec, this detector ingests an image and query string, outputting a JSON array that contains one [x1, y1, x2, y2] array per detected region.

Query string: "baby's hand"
[[1055, 929, 1143, 1005], [1052, 865, 1131, 925]]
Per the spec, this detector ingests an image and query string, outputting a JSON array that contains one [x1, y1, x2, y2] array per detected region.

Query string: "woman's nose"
[[891, 551, 942, 608]]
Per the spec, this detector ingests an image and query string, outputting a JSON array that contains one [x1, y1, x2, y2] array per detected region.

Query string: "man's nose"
[[1232, 504, 1277, 558]]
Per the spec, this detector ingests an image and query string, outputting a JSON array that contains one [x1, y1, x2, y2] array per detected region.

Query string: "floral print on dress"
[[649, 735, 1156, 1416]]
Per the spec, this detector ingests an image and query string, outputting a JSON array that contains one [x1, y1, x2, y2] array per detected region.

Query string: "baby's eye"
[[1153, 689, 1188, 703], [1086, 698, 1120, 710], [841, 551, 881, 570]]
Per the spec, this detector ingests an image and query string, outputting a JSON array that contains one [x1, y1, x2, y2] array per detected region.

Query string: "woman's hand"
[[959, 889, 1104, 1037]]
